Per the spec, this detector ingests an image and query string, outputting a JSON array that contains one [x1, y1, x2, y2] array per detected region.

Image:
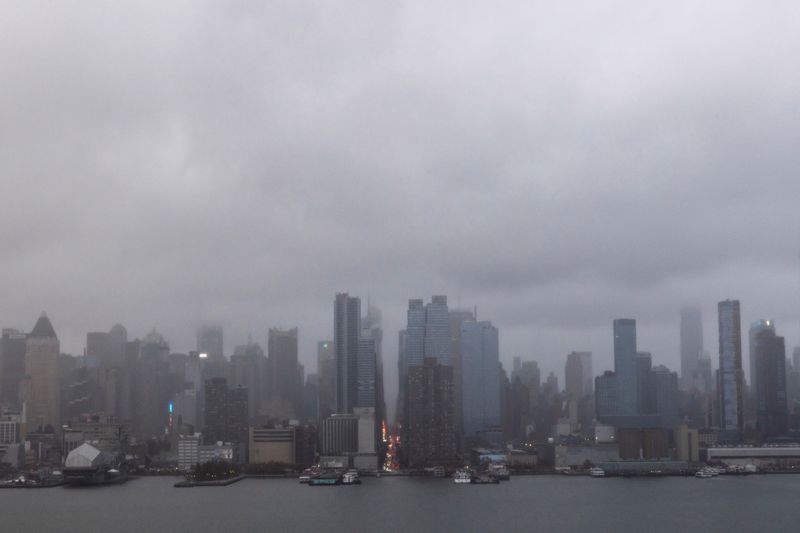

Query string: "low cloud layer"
[[2, 2, 799, 413]]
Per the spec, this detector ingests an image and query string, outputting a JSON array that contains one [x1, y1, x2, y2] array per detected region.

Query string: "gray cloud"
[[2, 1, 800, 415]]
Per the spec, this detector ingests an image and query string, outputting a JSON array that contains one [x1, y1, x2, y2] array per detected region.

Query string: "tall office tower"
[[652, 365, 680, 428], [203, 377, 249, 449], [304, 374, 319, 421], [680, 307, 704, 391], [356, 335, 377, 408], [268, 328, 303, 420], [578, 352, 593, 396], [595, 371, 619, 421], [718, 300, 744, 435], [424, 296, 451, 365], [753, 325, 788, 439], [696, 351, 713, 394], [230, 341, 266, 422], [613, 319, 638, 415], [86, 332, 111, 366], [317, 341, 336, 420], [636, 352, 654, 415], [403, 296, 456, 466], [134, 330, 171, 439], [565, 352, 585, 399], [395, 330, 407, 427], [197, 325, 224, 362], [449, 308, 475, 437], [363, 304, 386, 444], [460, 321, 500, 438], [334, 293, 361, 415], [22, 314, 61, 432], [405, 358, 456, 467], [0, 329, 27, 407], [749, 320, 775, 405], [108, 324, 127, 367]]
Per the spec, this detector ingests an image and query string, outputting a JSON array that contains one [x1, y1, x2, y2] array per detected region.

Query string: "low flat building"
[[249, 427, 296, 465], [705, 446, 800, 467]]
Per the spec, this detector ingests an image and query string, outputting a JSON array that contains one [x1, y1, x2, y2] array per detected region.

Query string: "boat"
[[308, 472, 341, 486], [589, 467, 605, 478], [432, 466, 447, 478], [488, 463, 510, 481], [695, 470, 713, 478], [453, 468, 473, 484], [342, 470, 361, 485]]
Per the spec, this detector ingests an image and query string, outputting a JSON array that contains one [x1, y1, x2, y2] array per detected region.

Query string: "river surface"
[[1, 474, 799, 532]]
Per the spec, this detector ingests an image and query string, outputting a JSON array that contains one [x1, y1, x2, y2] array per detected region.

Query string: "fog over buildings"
[[2, 1, 800, 419]]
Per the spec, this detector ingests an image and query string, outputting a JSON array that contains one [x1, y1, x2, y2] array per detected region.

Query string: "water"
[[2, 475, 800, 532]]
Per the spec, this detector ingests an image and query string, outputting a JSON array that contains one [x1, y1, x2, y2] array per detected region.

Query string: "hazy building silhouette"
[[406, 357, 456, 468], [268, 328, 303, 420], [460, 321, 500, 438], [613, 319, 638, 416], [334, 294, 361, 415], [753, 325, 788, 439], [449, 308, 475, 438], [749, 319, 775, 407], [197, 325, 224, 362], [317, 341, 336, 420], [0, 329, 27, 408], [22, 313, 61, 432], [718, 300, 744, 435], [680, 307, 704, 391]]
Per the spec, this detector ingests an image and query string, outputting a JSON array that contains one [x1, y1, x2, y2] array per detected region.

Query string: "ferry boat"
[[589, 467, 605, 478], [308, 472, 342, 486], [453, 468, 473, 484], [342, 470, 361, 485]]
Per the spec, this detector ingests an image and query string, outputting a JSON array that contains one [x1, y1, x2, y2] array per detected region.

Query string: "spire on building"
[[30, 312, 57, 338]]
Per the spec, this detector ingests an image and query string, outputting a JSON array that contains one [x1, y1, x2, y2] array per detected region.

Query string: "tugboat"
[[453, 468, 473, 484], [342, 470, 361, 485]]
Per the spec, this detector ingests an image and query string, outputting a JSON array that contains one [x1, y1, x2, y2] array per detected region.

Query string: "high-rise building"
[[317, 341, 336, 420], [718, 300, 744, 435], [680, 307, 704, 391], [22, 314, 61, 432], [0, 329, 27, 408], [268, 328, 303, 420], [579, 352, 593, 396], [402, 296, 457, 467], [613, 319, 638, 415], [652, 365, 679, 427], [197, 326, 224, 362], [405, 357, 456, 468], [334, 294, 361, 415], [203, 377, 249, 451], [363, 304, 386, 445], [356, 335, 376, 408], [449, 308, 475, 436], [749, 319, 775, 405], [753, 325, 788, 439], [133, 330, 171, 439], [565, 352, 586, 399], [460, 321, 500, 438]]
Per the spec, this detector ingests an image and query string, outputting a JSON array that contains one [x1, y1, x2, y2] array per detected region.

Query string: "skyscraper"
[[268, 328, 303, 420], [613, 319, 638, 415], [0, 329, 27, 408], [356, 335, 376, 408], [403, 296, 457, 467], [197, 325, 224, 362], [753, 324, 788, 439], [317, 341, 336, 420], [449, 308, 475, 436], [718, 300, 744, 435], [749, 319, 775, 404], [23, 313, 60, 432], [680, 307, 703, 391], [334, 293, 361, 415], [460, 321, 500, 438]]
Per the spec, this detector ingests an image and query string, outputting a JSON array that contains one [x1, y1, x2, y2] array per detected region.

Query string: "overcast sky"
[[2, 2, 799, 415]]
